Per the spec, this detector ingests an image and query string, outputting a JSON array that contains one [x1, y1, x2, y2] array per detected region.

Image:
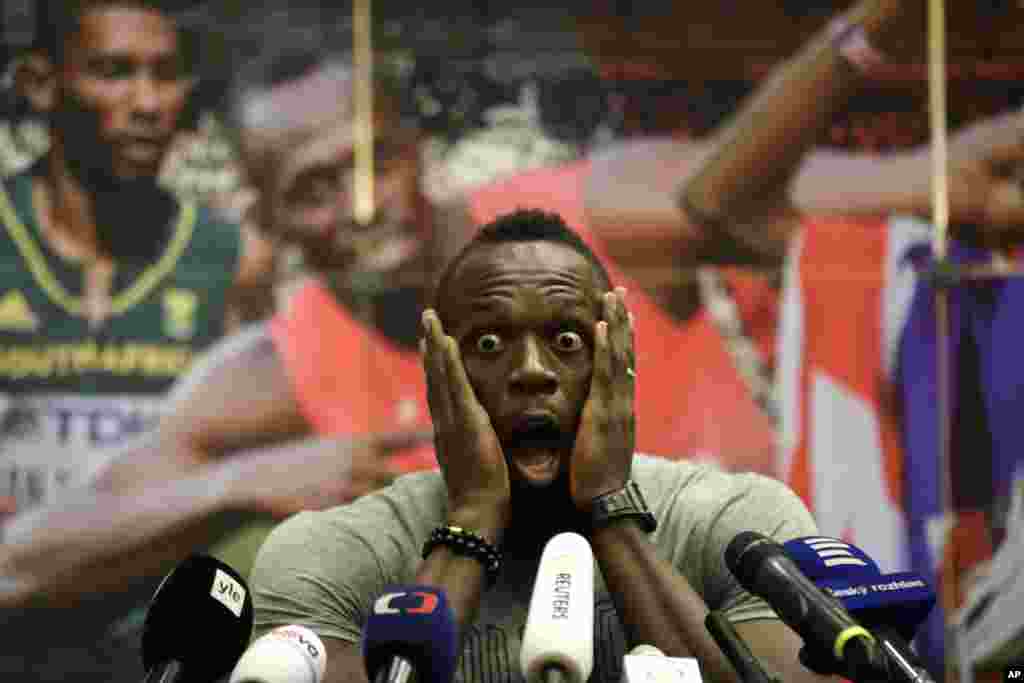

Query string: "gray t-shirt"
[[250, 455, 818, 683]]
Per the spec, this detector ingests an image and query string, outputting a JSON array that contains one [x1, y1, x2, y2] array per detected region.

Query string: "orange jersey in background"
[[270, 280, 436, 474]]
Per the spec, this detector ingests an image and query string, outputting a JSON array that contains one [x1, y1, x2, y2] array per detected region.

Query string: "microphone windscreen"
[[230, 625, 327, 683], [362, 585, 458, 683], [784, 536, 936, 642], [520, 532, 595, 683], [141, 554, 254, 680], [782, 537, 880, 582], [816, 572, 936, 642], [621, 652, 703, 683]]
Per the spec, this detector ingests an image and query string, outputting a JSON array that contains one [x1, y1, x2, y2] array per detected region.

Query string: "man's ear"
[[14, 52, 57, 114]]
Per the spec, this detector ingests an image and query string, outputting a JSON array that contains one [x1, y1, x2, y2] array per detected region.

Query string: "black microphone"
[[140, 554, 254, 683], [784, 536, 937, 683], [725, 531, 883, 682], [705, 610, 779, 683]]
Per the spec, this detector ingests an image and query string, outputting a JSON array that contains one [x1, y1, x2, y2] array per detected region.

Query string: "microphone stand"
[[871, 627, 936, 683], [705, 611, 781, 683], [542, 664, 570, 683], [799, 626, 934, 683], [142, 659, 184, 683], [374, 655, 418, 683]]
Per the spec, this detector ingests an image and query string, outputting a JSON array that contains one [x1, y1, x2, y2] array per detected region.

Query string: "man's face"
[[239, 61, 424, 274], [54, 5, 191, 183], [442, 241, 606, 489]]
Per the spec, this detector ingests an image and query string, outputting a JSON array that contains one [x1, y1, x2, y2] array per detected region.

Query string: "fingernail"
[[419, 338, 426, 355], [421, 309, 431, 331]]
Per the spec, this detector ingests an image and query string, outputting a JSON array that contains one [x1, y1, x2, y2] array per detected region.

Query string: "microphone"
[[229, 625, 327, 683], [784, 536, 937, 683], [520, 532, 595, 683], [621, 644, 704, 683], [362, 585, 458, 683], [783, 537, 936, 643], [704, 611, 778, 683], [140, 554, 254, 683], [725, 531, 881, 682]]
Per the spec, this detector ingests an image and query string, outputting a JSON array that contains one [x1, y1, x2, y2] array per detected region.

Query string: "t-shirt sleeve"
[[247, 472, 446, 644], [700, 473, 819, 624], [247, 510, 384, 644]]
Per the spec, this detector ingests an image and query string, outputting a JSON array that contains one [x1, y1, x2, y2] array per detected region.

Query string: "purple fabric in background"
[[898, 241, 1024, 678]]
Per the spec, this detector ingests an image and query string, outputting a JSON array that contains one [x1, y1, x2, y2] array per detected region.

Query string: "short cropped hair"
[[219, 2, 412, 136], [433, 208, 614, 318], [33, 0, 193, 64]]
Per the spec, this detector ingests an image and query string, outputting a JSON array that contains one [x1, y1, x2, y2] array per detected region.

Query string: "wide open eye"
[[554, 331, 584, 352], [476, 333, 504, 354]]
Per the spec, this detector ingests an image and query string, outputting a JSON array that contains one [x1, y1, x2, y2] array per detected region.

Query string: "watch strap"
[[589, 480, 657, 533]]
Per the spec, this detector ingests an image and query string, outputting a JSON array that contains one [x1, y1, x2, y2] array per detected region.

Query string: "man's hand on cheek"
[[421, 309, 511, 538], [569, 287, 636, 511]]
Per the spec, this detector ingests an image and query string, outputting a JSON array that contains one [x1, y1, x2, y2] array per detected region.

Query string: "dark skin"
[[0, 58, 449, 605], [0, 0, 949, 617], [0, 326, 423, 606], [577, 0, 1024, 347], [309, 241, 831, 683], [17, 4, 269, 325]]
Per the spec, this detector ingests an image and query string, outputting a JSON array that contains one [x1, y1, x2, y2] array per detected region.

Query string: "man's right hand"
[[421, 309, 510, 540]]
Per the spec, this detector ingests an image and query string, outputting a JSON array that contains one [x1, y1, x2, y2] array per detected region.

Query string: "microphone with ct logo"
[[229, 625, 327, 683], [520, 532, 595, 683], [784, 536, 937, 683], [140, 554, 254, 683], [725, 531, 883, 683], [362, 585, 459, 683]]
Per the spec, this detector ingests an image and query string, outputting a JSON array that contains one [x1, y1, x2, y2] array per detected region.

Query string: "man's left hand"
[[938, 109, 1024, 248], [570, 287, 636, 510]]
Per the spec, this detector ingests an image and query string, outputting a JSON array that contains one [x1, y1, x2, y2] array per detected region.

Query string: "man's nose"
[[508, 336, 558, 396], [130, 75, 163, 119]]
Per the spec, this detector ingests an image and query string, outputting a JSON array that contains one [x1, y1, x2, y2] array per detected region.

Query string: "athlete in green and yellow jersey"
[[0, 165, 245, 513], [0, 1, 274, 680]]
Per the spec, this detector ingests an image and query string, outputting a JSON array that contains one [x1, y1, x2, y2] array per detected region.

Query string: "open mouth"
[[512, 415, 565, 447], [505, 415, 571, 486]]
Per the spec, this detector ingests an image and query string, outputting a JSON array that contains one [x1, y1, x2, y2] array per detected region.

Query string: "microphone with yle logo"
[[140, 554, 254, 683]]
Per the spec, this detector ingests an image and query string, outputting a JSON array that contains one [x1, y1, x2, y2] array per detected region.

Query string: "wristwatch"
[[589, 480, 657, 533]]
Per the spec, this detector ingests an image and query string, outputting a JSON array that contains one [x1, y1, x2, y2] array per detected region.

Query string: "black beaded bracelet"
[[422, 525, 503, 586]]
